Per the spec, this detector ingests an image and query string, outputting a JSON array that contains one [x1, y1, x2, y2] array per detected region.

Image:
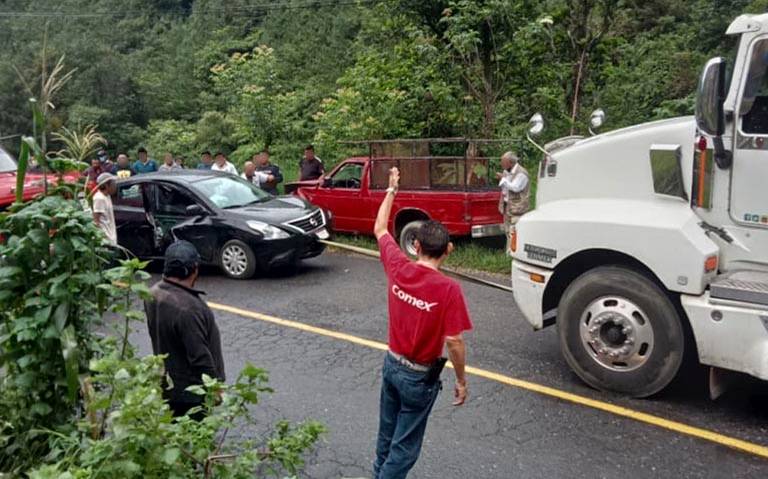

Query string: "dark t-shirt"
[[299, 157, 324, 181]]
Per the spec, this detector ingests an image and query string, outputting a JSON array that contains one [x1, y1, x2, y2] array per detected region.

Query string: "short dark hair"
[[214, 151, 225, 157], [201, 150, 211, 156], [416, 221, 450, 259], [305, 144, 314, 151], [137, 147, 147, 154], [260, 148, 270, 154]]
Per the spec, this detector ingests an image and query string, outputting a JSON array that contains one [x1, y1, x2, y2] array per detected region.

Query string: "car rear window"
[[115, 184, 144, 208], [0, 148, 16, 173]]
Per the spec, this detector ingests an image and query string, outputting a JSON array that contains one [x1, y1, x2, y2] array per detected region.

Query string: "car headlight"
[[246, 220, 290, 240]]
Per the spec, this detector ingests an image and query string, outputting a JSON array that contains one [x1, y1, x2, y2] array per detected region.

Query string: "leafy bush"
[[0, 207, 326, 475], [0, 196, 113, 472], [145, 119, 198, 164], [30, 352, 325, 478]]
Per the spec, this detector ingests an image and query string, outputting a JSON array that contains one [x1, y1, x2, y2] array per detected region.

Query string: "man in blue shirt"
[[197, 151, 213, 170], [132, 147, 158, 175]]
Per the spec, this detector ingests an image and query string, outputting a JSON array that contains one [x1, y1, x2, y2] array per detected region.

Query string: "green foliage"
[[146, 119, 198, 165], [0, 196, 113, 472], [30, 350, 324, 478], [52, 125, 106, 164], [0, 0, 759, 169]]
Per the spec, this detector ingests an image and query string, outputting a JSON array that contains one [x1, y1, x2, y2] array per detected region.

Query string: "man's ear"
[[413, 239, 422, 256], [446, 242, 455, 256]]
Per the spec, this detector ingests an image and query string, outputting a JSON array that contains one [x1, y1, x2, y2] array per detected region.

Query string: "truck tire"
[[557, 266, 684, 398], [219, 239, 257, 279], [399, 221, 425, 257]]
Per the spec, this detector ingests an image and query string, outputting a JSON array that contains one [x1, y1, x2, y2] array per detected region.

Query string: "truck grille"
[[285, 210, 325, 233]]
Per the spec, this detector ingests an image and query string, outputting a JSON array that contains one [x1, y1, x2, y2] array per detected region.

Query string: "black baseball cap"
[[163, 240, 201, 278]]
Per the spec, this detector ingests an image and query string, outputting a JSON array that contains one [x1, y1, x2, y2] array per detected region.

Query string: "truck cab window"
[[740, 38, 768, 135], [330, 163, 363, 189]]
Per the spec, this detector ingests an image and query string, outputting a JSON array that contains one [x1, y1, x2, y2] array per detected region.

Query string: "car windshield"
[[193, 175, 270, 208], [0, 148, 17, 173]]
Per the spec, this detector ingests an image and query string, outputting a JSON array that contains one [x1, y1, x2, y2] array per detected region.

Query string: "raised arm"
[[374, 167, 399, 239]]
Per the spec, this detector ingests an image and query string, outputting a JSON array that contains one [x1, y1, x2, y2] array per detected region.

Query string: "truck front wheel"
[[399, 220, 425, 258], [557, 266, 684, 398]]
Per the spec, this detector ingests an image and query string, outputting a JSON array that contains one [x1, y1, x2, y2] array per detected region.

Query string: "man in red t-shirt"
[[372, 167, 473, 479]]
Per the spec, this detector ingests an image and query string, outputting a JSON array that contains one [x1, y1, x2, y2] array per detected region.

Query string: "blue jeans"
[[373, 353, 441, 479]]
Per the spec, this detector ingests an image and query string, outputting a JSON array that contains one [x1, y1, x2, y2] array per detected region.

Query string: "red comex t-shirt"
[[378, 233, 473, 365]]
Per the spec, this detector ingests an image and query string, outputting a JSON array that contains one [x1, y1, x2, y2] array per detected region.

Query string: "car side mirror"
[[695, 57, 732, 169], [322, 177, 332, 188], [186, 204, 207, 216]]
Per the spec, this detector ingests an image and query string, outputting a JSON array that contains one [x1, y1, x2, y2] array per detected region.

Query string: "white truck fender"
[[512, 197, 720, 302]]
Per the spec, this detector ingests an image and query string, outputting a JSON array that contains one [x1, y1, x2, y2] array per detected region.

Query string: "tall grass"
[[332, 233, 510, 275]]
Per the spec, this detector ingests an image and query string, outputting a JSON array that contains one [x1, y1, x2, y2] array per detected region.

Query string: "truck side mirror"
[[695, 57, 732, 169], [589, 109, 606, 136], [528, 113, 544, 137], [322, 176, 332, 188], [526, 113, 547, 154]]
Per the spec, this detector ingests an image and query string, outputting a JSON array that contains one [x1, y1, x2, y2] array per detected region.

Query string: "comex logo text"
[[392, 284, 438, 312]]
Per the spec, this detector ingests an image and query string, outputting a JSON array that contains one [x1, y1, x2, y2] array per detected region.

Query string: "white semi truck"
[[511, 13, 768, 398]]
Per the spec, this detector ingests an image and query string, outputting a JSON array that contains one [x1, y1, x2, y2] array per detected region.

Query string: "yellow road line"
[[208, 301, 768, 460]]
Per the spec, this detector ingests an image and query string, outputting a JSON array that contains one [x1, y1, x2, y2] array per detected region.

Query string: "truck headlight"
[[246, 220, 290, 240]]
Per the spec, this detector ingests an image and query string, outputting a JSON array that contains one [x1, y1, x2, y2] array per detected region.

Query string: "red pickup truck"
[[288, 140, 506, 254], [0, 145, 79, 208]]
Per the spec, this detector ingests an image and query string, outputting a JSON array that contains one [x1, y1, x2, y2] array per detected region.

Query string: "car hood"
[[224, 196, 318, 225]]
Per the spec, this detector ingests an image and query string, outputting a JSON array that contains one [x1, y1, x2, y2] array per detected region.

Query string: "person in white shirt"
[[159, 152, 181, 172], [496, 151, 530, 249], [210, 152, 238, 175], [92, 172, 118, 245], [241, 160, 273, 188]]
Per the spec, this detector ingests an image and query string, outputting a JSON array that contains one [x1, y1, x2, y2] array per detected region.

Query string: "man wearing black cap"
[[144, 240, 226, 419]]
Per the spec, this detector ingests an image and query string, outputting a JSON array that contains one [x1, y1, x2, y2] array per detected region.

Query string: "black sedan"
[[113, 170, 329, 279]]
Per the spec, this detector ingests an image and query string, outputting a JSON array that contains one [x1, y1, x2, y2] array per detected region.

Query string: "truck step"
[[710, 271, 768, 306]]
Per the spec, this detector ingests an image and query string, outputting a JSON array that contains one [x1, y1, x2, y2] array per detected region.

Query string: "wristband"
[[386, 187, 397, 194]]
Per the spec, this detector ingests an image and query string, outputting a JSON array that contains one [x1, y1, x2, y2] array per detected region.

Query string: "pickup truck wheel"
[[557, 266, 684, 398], [219, 239, 257, 279], [399, 221, 424, 258]]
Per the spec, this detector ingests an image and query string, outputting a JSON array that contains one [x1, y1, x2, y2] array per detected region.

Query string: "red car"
[[0, 145, 79, 208], [288, 140, 505, 254]]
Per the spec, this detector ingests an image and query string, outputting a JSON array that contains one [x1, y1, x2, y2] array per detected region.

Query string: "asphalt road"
[[130, 251, 768, 478]]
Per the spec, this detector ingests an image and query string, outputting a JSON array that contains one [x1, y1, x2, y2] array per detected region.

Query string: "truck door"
[[313, 162, 368, 233], [732, 36, 768, 228]]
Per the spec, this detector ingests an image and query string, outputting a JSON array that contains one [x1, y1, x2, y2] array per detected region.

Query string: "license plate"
[[315, 228, 330, 240]]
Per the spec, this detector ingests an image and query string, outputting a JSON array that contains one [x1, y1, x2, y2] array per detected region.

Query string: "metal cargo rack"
[[340, 138, 523, 192]]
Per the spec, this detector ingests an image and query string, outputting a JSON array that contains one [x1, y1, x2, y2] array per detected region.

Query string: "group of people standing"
[[86, 143, 327, 198]]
